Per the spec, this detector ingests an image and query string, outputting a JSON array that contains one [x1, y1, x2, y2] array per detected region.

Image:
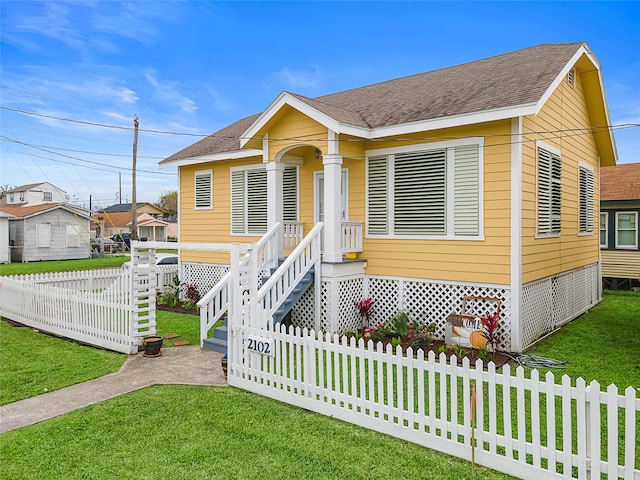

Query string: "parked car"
[[122, 253, 178, 269], [110, 233, 132, 250]]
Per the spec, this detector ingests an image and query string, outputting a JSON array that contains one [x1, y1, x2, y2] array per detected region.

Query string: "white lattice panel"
[[336, 277, 364, 332], [521, 263, 600, 350], [182, 263, 229, 294], [369, 276, 512, 351], [291, 285, 316, 330]]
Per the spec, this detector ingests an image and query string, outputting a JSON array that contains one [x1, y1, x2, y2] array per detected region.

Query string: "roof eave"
[[159, 148, 263, 169], [240, 92, 344, 147]]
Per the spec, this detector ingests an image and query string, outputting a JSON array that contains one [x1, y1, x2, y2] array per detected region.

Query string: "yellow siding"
[[601, 250, 640, 279], [521, 71, 601, 283], [361, 121, 513, 285], [179, 157, 263, 264]]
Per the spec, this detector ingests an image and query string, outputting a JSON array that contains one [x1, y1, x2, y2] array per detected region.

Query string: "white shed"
[[0, 212, 14, 263], [0, 204, 91, 262]]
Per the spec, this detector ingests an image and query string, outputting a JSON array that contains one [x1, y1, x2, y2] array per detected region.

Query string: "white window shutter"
[[454, 145, 480, 236], [367, 156, 389, 235], [283, 166, 298, 222], [537, 148, 562, 234], [194, 171, 212, 209], [36, 223, 51, 248], [231, 170, 246, 234], [66, 224, 79, 247], [394, 149, 446, 235], [246, 169, 267, 234], [579, 166, 594, 233]]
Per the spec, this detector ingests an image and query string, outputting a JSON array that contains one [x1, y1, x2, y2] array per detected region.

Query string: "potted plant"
[[142, 336, 163, 356]]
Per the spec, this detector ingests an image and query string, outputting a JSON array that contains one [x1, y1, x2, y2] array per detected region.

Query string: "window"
[[9, 193, 14, 202], [66, 224, 79, 247], [194, 170, 212, 209], [231, 165, 298, 235], [19, 191, 24, 201], [599, 212, 608, 248], [43, 191, 52, 201], [36, 224, 51, 248], [366, 139, 482, 238], [537, 143, 562, 236], [578, 163, 594, 234], [615, 212, 637, 249]]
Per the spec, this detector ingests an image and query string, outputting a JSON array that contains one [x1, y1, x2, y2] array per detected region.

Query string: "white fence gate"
[[0, 266, 177, 354], [228, 325, 639, 480]]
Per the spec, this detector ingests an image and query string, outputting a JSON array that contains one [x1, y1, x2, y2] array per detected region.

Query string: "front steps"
[[202, 265, 315, 353]]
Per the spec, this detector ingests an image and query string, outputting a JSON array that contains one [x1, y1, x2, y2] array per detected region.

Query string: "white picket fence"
[[0, 266, 178, 354], [228, 326, 640, 480]]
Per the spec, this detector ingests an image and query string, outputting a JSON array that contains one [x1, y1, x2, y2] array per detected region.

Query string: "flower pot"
[[142, 336, 163, 356]]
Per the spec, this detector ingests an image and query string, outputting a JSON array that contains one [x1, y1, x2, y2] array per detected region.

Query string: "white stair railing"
[[198, 223, 283, 345], [252, 222, 323, 330]]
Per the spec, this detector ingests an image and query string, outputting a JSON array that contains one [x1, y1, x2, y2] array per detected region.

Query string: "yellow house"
[[160, 42, 616, 352]]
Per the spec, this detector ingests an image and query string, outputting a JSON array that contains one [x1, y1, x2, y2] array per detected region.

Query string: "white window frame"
[[615, 211, 638, 249], [43, 191, 52, 201], [230, 164, 299, 236], [599, 212, 608, 248], [194, 170, 213, 210], [578, 162, 594, 235], [365, 138, 484, 240], [536, 141, 562, 238]]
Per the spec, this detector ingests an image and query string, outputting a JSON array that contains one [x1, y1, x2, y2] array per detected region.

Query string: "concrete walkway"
[[0, 346, 226, 433]]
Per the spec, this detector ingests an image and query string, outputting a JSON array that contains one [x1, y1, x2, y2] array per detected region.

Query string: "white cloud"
[[274, 65, 323, 89], [144, 71, 198, 114]]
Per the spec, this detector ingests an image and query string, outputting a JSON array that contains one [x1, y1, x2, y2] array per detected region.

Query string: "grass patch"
[[155, 310, 200, 347], [0, 385, 514, 479], [524, 290, 640, 389], [0, 320, 126, 406], [0, 256, 129, 276]]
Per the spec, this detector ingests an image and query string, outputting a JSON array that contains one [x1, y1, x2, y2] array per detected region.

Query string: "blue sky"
[[1, 1, 639, 208]]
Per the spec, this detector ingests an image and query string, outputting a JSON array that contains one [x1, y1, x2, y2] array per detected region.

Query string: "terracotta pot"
[[142, 336, 163, 356]]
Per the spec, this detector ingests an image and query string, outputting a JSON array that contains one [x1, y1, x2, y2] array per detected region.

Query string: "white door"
[[315, 170, 348, 224]]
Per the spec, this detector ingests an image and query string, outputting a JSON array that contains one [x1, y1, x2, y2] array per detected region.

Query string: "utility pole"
[[131, 115, 139, 241]]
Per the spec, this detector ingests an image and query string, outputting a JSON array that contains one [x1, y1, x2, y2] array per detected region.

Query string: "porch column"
[[322, 154, 343, 263], [266, 161, 285, 258]]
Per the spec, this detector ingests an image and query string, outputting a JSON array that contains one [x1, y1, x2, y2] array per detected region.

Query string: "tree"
[[0, 184, 14, 199], [156, 190, 177, 218]]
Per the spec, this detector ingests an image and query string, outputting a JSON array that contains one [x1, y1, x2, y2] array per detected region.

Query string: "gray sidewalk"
[[0, 346, 226, 433]]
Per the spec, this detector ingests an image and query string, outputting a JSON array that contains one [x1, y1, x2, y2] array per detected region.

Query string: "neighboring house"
[[600, 163, 640, 289], [0, 204, 91, 262], [0, 182, 68, 207], [0, 212, 14, 263], [99, 202, 166, 217], [160, 42, 616, 352], [93, 210, 168, 241]]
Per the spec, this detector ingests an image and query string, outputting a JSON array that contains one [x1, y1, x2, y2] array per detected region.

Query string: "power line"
[[1, 136, 177, 176], [3, 105, 637, 143]]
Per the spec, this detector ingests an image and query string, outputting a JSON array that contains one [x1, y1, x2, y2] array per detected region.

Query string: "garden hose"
[[505, 353, 568, 369]]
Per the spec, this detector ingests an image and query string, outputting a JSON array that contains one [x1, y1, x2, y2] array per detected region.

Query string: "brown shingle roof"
[[601, 163, 640, 201], [161, 42, 584, 163], [0, 203, 84, 219]]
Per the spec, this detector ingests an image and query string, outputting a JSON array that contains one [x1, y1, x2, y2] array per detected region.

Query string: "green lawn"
[[0, 320, 126, 406], [0, 256, 129, 276], [524, 290, 640, 389], [0, 385, 514, 480]]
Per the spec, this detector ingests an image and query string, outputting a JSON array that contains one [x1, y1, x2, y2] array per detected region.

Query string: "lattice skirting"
[[289, 274, 512, 352], [521, 262, 600, 350], [181, 263, 229, 295]]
